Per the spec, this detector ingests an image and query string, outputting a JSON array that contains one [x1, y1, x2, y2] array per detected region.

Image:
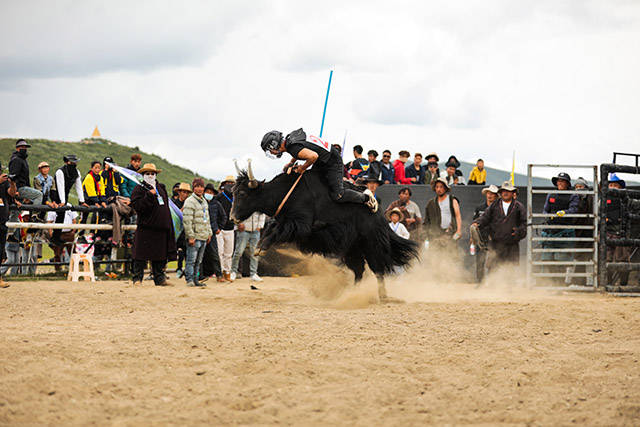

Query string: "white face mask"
[[204, 193, 213, 201], [143, 173, 156, 186]]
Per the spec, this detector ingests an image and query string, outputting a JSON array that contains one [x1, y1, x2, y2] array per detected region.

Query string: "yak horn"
[[247, 158, 258, 188], [247, 158, 256, 181], [233, 158, 242, 175]]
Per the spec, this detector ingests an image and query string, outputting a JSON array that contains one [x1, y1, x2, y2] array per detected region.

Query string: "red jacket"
[[393, 159, 412, 184]]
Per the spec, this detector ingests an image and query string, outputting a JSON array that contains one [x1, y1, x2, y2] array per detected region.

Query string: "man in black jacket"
[[472, 181, 526, 273], [8, 139, 42, 207], [202, 183, 227, 282], [214, 176, 236, 281], [130, 163, 176, 286]]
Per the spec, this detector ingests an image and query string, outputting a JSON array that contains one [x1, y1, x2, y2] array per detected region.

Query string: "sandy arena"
[[1, 263, 639, 425]]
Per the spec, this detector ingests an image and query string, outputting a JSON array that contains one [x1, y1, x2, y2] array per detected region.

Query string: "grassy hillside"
[[0, 138, 215, 199]]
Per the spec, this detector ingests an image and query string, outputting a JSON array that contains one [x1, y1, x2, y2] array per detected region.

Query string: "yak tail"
[[389, 232, 420, 269]]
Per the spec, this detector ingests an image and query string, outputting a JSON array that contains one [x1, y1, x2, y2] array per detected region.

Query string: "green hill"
[[0, 138, 214, 199]]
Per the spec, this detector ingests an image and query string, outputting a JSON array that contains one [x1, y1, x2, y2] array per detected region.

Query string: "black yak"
[[230, 161, 419, 301]]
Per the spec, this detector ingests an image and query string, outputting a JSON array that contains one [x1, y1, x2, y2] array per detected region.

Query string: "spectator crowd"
[[0, 139, 265, 288], [0, 139, 636, 289]]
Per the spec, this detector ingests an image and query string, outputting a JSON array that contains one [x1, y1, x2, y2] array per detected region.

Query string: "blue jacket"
[[380, 162, 395, 184]]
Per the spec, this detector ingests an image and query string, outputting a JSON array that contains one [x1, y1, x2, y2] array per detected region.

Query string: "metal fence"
[[526, 164, 599, 290], [3, 204, 136, 275], [598, 162, 640, 294]]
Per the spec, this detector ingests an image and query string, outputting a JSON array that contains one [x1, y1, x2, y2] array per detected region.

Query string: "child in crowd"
[[386, 208, 410, 239]]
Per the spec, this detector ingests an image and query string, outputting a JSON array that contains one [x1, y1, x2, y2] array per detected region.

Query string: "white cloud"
[[1, 0, 639, 181]]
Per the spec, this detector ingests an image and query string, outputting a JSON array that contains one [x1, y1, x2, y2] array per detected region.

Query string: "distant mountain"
[[455, 160, 550, 187], [0, 138, 215, 199], [404, 159, 550, 187]]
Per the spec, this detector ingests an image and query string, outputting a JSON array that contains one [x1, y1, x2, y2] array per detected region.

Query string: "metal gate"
[[526, 164, 599, 289], [599, 157, 640, 295]]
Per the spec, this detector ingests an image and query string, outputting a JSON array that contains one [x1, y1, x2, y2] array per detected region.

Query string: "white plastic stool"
[[67, 253, 95, 282]]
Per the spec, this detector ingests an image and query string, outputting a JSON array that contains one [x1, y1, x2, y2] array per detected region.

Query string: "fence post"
[[598, 164, 608, 289]]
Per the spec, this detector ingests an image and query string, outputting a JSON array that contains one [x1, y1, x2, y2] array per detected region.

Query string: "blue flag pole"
[[319, 70, 333, 138]]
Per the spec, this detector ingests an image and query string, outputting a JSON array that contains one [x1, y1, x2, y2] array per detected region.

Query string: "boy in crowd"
[[387, 208, 410, 240], [468, 159, 487, 185], [33, 161, 55, 206]]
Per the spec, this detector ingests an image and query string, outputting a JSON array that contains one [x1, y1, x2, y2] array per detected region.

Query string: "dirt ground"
[[1, 265, 639, 425]]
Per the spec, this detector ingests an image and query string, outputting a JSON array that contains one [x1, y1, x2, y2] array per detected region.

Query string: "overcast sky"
[[1, 0, 639, 180]]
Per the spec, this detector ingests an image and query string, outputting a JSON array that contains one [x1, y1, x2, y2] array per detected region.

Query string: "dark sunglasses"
[[383, 154, 391, 158]]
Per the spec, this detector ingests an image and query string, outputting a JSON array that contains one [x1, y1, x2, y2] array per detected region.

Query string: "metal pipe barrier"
[[526, 164, 599, 289], [598, 163, 640, 292], [2, 204, 136, 275]]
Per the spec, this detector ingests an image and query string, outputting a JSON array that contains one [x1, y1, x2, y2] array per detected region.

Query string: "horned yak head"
[[230, 159, 264, 223]]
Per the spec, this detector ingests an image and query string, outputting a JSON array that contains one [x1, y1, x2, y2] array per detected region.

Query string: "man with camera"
[[0, 161, 18, 288]]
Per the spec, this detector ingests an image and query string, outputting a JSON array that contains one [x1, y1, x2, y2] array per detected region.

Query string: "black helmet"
[[63, 154, 79, 163], [261, 130, 283, 155], [103, 156, 114, 166]]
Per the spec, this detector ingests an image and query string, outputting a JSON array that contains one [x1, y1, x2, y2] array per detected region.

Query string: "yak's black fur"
[[231, 169, 419, 280]]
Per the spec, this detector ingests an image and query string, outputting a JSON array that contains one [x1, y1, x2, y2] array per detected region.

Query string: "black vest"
[[547, 193, 573, 225], [52, 164, 80, 203], [606, 195, 622, 227]]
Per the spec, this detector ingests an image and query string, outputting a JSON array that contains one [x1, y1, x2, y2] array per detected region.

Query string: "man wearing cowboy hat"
[[214, 175, 237, 281], [471, 181, 526, 274], [541, 172, 580, 283], [423, 178, 462, 250], [470, 184, 499, 282], [605, 173, 631, 286], [130, 163, 176, 286]]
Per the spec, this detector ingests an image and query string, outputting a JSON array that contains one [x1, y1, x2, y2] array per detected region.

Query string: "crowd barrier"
[[3, 204, 134, 274], [599, 163, 640, 294]]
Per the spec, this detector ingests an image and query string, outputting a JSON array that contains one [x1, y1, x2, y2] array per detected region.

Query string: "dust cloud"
[[287, 245, 551, 308]]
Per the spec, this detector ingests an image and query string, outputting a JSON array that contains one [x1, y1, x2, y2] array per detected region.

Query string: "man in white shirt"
[[230, 211, 267, 283]]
